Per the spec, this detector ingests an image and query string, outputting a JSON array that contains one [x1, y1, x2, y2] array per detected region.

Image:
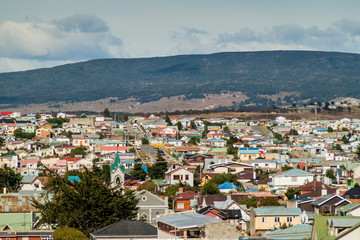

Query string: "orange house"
[[173, 190, 200, 211]]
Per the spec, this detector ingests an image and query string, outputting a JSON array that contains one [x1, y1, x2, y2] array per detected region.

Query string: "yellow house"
[[249, 206, 302, 236], [87, 126, 96, 134]]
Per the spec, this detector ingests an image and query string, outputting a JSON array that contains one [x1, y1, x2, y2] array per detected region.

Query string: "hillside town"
[[1, 109, 360, 239]]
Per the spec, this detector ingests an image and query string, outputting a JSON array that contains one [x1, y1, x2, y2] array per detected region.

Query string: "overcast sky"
[[1, 0, 360, 73]]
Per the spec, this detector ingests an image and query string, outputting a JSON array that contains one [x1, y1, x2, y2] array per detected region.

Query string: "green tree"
[[53, 227, 87, 240], [35, 113, 41, 119], [284, 188, 301, 200], [189, 137, 199, 145], [190, 121, 197, 129], [239, 196, 258, 208], [148, 151, 168, 179], [326, 169, 335, 180], [201, 182, 220, 195], [202, 125, 208, 139], [259, 197, 281, 206], [289, 129, 298, 135], [13, 128, 35, 139], [227, 145, 238, 155], [165, 115, 172, 126], [223, 126, 229, 133], [32, 169, 138, 236], [208, 172, 243, 188], [176, 121, 182, 131], [0, 137, 4, 146], [103, 108, 111, 117], [141, 138, 149, 145], [341, 135, 349, 144], [138, 180, 157, 193], [356, 145, 360, 160], [69, 147, 86, 157], [327, 127, 333, 133], [281, 166, 293, 172], [334, 144, 342, 151], [130, 163, 147, 181], [0, 166, 23, 193]]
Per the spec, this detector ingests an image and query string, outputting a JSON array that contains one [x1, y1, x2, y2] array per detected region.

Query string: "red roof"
[[1, 112, 13, 115], [64, 157, 82, 162], [173, 191, 200, 201], [101, 146, 127, 152]]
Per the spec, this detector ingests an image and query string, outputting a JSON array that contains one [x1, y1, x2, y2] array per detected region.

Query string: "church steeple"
[[111, 152, 121, 172]]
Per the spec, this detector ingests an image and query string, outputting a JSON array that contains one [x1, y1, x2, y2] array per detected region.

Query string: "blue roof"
[[254, 206, 302, 216], [141, 166, 148, 173], [218, 181, 241, 190], [277, 169, 314, 177], [68, 176, 81, 183], [239, 148, 259, 154]]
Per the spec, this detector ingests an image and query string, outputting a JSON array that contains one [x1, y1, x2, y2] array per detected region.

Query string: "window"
[[173, 175, 180, 180], [177, 203, 184, 209], [291, 177, 297, 182], [185, 175, 189, 180], [275, 217, 280, 222], [287, 217, 293, 222], [323, 205, 331, 214], [262, 217, 268, 223]]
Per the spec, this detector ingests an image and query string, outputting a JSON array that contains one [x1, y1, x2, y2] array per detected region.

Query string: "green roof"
[[0, 212, 42, 231], [337, 202, 360, 212], [313, 216, 360, 240]]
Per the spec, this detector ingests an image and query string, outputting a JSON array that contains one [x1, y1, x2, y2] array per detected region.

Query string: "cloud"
[[169, 28, 216, 55], [0, 14, 124, 61], [216, 19, 360, 53]]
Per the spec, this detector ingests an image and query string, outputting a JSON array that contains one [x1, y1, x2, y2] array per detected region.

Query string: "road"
[[252, 125, 273, 139]]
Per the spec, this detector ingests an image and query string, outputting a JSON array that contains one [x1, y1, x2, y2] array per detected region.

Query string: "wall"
[[204, 221, 240, 240]]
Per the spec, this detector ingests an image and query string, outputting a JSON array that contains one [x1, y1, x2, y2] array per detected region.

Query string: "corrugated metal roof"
[[276, 169, 313, 177], [254, 206, 302, 216], [155, 212, 222, 229]]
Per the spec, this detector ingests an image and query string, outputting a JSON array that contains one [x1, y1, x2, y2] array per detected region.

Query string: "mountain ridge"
[[1, 50, 360, 108]]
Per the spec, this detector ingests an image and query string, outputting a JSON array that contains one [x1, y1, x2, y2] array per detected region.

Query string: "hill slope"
[[1, 51, 360, 107]]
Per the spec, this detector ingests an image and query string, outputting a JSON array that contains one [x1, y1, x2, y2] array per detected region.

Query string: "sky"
[[1, 0, 360, 73]]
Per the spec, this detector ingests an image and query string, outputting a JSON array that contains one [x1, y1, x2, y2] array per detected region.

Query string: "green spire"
[[110, 152, 121, 172]]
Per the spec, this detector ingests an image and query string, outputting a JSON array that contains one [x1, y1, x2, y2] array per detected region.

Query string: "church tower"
[[110, 152, 125, 188]]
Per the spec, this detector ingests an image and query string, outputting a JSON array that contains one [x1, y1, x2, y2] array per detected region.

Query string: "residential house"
[[270, 169, 315, 189], [135, 190, 169, 223], [165, 168, 194, 186], [172, 190, 200, 211], [342, 186, 360, 203], [249, 206, 302, 236], [238, 148, 261, 161], [72, 136, 90, 148], [295, 181, 337, 198], [155, 212, 237, 239], [312, 194, 351, 216], [209, 161, 253, 174]]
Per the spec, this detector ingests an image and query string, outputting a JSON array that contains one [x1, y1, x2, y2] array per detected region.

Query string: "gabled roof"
[[312, 194, 348, 206], [276, 169, 314, 177], [173, 191, 200, 201], [91, 220, 157, 237], [342, 186, 360, 199], [254, 206, 302, 216]]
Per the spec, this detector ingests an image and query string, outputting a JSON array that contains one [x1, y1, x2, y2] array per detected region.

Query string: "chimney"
[[253, 171, 256, 180], [336, 189, 340, 195], [321, 185, 327, 196], [3, 187, 6, 194], [178, 187, 183, 193]]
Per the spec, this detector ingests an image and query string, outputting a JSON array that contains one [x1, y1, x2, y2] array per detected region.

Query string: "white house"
[[270, 169, 314, 189], [165, 168, 194, 186]]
